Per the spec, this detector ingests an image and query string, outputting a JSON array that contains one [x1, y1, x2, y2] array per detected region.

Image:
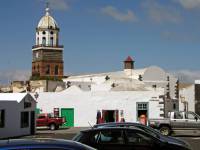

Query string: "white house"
[[36, 87, 165, 127], [0, 93, 36, 139]]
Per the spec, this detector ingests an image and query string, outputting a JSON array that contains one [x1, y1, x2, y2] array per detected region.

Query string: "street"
[[18, 128, 200, 150]]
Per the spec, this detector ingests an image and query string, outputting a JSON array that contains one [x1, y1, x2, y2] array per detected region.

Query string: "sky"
[[0, 0, 200, 84]]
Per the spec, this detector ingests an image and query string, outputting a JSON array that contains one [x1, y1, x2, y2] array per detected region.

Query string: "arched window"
[[50, 37, 53, 46], [46, 65, 50, 75], [55, 65, 59, 75], [42, 37, 46, 45]]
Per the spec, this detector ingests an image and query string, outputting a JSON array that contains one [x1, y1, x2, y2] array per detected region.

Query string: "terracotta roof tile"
[[124, 56, 134, 62]]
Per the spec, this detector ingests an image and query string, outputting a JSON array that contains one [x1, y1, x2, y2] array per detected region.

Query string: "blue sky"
[[0, 0, 200, 83]]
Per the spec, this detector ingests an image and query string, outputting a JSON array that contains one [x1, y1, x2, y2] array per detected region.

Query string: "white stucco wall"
[[36, 88, 164, 127], [0, 94, 36, 139]]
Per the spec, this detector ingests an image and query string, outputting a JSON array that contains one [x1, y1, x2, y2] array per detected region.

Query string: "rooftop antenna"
[[88, 121, 93, 129]]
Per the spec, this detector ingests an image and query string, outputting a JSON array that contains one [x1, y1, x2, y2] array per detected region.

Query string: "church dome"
[[37, 7, 59, 29]]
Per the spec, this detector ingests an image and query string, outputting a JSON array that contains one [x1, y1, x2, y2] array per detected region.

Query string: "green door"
[[61, 108, 74, 127], [35, 108, 41, 114]]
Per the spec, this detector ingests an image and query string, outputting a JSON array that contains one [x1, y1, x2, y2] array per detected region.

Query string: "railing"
[[32, 44, 64, 49]]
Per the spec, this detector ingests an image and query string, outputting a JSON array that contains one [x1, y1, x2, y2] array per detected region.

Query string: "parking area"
[[19, 128, 200, 150]]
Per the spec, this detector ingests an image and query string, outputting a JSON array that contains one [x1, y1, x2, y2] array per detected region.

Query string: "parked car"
[[93, 122, 190, 148], [0, 138, 96, 150], [149, 111, 200, 136], [36, 113, 65, 130], [73, 127, 191, 150]]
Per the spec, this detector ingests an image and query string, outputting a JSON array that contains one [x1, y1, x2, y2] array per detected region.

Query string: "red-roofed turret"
[[124, 56, 134, 70]]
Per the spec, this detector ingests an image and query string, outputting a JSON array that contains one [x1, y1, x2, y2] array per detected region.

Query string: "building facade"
[[0, 93, 36, 139], [36, 87, 164, 127], [195, 80, 200, 115]]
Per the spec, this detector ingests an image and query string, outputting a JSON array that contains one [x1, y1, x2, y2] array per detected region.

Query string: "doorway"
[[102, 110, 119, 123], [136, 102, 148, 121], [61, 108, 74, 127]]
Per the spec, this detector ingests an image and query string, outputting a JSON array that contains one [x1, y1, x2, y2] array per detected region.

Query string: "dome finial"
[[45, 2, 50, 16]]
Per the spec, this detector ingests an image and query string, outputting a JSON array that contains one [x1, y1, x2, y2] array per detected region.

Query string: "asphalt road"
[[21, 128, 200, 150]]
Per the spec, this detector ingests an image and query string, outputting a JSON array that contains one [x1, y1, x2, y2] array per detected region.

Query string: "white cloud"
[[142, 0, 182, 23], [0, 70, 31, 85], [170, 70, 200, 83], [101, 6, 138, 22], [174, 0, 200, 9], [47, 0, 69, 11]]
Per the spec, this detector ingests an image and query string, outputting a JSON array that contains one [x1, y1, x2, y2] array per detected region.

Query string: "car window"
[[125, 130, 154, 145], [185, 112, 197, 120], [88, 131, 99, 144], [99, 130, 124, 144], [37, 116, 45, 119], [174, 112, 183, 119]]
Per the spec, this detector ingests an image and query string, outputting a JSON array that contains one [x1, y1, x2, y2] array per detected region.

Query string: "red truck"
[[36, 113, 65, 130]]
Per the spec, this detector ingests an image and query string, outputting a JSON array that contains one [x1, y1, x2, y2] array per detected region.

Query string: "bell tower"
[[31, 4, 64, 80]]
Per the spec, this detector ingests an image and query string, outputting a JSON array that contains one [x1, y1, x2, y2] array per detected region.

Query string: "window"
[[174, 112, 183, 119], [37, 115, 46, 119], [138, 103, 147, 110], [50, 31, 54, 35], [99, 130, 124, 144], [42, 31, 46, 35], [126, 130, 153, 146], [46, 65, 50, 75], [50, 37, 53, 46], [21, 111, 29, 128], [42, 37, 46, 45], [0, 109, 5, 128], [173, 103, 176, 110], [185, 112, 198, 120], [55, 65, 59, 75]]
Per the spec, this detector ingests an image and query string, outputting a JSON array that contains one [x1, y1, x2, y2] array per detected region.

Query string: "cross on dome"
[[45, 2, 50, 16]]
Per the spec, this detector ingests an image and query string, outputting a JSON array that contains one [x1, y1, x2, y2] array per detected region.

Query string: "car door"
[[170, 112, 186, 129], [124, 129, 160, 150], [36, 115, 47, 126], [185, 112, 200, 129], [96, 129, 125, 150]]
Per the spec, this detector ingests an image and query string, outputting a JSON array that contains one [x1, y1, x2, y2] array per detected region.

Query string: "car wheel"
[[159, 126, 170, 136], [49, 124, 56, 130]]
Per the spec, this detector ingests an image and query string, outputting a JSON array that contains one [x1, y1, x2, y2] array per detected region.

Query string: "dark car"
[[93, 122, 191, 149], [0, 138, 96, 150], [73, 127, 191, 150]]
